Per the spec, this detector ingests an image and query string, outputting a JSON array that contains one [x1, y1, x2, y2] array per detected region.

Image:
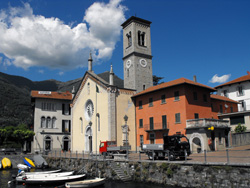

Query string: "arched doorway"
[[189, 133, 204, 153], [63, 136, 71, 151], [44, 136, 52, 151], [85, 126, 92, 153]]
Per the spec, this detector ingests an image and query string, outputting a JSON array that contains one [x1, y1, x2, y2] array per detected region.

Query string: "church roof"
[[97, 71, 124, 88]]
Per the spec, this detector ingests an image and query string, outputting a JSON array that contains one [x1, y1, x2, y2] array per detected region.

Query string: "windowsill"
[[149, 105, 153, 107], [174, 99, 180, 102], [139, 127, 143, 129], [139, 107, 143, 110], [161, 102, 166, 105], [175, 122, 181, 124]]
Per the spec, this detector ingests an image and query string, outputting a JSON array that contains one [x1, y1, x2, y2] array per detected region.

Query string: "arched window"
[[44, 136, 52, 151], [138, 30, 146, 46], [46, 117, 52, 128], [41, 116, 46, 128], [52, 117, 56, 128]]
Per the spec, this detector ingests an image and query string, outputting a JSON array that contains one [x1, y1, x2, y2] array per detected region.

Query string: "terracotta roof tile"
[[210, 94, 239, 103], [215, 74, 250, 88], [31, 90, 72, 100], [132, 77, 216, 98]]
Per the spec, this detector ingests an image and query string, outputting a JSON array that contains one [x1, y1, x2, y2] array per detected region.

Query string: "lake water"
[[0, 169, 179, 188]]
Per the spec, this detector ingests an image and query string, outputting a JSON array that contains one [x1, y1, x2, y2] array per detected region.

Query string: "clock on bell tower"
[[121, 16, 153, 93]]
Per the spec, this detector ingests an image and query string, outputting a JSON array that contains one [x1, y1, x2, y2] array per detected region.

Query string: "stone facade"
[[122, 16, 153, 93]]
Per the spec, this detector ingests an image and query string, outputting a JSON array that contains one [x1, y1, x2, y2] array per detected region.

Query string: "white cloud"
[[38, 70, 44, 74], [58, 71, 64, 76], [0, 0, 126, 70], [209, 74, 231, 83]]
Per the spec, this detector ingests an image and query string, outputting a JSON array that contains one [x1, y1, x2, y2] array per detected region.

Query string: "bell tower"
[[121, 16, 153, 93]]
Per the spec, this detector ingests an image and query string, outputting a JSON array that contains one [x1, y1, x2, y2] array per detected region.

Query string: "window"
[[126, 31, 132, 47], [193, 92, 198, 101], [149, 98, 153, 107], [161, 94, 166, 104], [237, 86, 244, 96], [139, 101, 143, 109], [175, 113, 181, 123], [239, 100, 246, 111], [46, 117, 51, 128], [194, 113, 199, 119], [138, 31, 145, 46], [230, 116, 245, 125], [203, 94, 207, 102], [62, 120, 71, 133], [220, 105, 223, 113], [230, 106, 233, 113], [52, 117, 56, 128], [140, 135, 144, 147], [139, 119, 143, 128], [62, 104, 70, 115], [41, 116, 46, 128], [223, 90, 228, 97], [162, 115, 167, 129], [174, 91, 179, 101], [42, 102, 56, 111], [149, 133, 155, 144], [143, 85, 146, 90], [150, 117, 154, 130]]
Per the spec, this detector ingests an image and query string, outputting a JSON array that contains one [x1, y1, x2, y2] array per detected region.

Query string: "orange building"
[[132, 77, 238, 152]]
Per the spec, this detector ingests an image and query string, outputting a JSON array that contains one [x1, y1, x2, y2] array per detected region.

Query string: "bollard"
[[226, 149, 230, 164], [204, 150, 207, 164]]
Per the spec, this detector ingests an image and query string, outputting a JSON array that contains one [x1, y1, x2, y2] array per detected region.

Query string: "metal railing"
[[45, 148, 250, 166]]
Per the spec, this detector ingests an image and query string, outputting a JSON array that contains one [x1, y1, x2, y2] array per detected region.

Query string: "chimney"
[[88, 52, 93, 72], [109, 64, 114, 86], [247, 71, 250, 75], [193, 75, 197, 83], [72, 86, 75, 98]]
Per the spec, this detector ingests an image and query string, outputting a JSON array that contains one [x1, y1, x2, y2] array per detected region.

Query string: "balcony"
[[144, 123, 169, 132], [186, 119, 229, 129]]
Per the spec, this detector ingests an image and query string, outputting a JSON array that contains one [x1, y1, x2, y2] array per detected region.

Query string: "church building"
[[71, 16, 154, 153]]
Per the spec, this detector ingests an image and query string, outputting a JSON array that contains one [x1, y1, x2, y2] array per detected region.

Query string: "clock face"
[[84, 100, 94, 121], [126, 60, 132, 68], [140, 59, 147, 67]]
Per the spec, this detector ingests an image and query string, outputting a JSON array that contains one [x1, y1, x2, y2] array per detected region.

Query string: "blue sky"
[[0, 0, 249, 88]]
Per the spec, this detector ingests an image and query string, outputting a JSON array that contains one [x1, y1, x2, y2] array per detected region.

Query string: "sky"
[[0, 0, 249, 88]]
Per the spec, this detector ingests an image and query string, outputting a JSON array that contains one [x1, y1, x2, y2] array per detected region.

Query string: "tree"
[[234, 123, 247, 133], [153, 75, 164, 86]]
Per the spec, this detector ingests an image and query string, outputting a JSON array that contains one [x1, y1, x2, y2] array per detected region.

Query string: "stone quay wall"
[[45, 156, 250, 188]]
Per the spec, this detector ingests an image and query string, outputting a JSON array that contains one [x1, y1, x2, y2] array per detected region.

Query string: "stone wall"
[[45, 157, 250, 188]]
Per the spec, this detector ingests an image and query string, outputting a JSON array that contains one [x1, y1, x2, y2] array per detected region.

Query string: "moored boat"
[[18, 173, 86, 184], [33, 154, 48, 168], [23, 157, 35, 168], [17, 164, 30, 171], [1, 157, 11, 169], [19, 168, 61, 175], [16, 171, 75, 183], [65, 177, 106, 188]]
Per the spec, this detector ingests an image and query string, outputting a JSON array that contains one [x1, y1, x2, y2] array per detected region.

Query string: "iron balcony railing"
[[186, 118, 229, 129], [143, 122, 169, 132]]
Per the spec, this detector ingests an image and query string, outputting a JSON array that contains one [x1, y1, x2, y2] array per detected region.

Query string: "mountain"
[[0, 72, 81, 127]]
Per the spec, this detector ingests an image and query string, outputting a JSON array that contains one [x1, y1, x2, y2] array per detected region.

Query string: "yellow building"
[[71, 54, 136, 153]]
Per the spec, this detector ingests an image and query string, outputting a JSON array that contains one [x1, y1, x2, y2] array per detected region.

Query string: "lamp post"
[[123, 115, 128, 158]]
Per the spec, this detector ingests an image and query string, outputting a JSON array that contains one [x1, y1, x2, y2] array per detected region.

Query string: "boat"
[[16, 171, 75, 183], [17, 164, 30, 171], [65, 177, 106, 188], [17, 173, 85, 184], [23, 157, 35, 168], [33, 154, 48, 168], [19, 168, 61, 175], [1, 157, 11, 169]]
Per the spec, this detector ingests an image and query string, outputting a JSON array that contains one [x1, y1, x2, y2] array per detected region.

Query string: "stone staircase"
[[110, 162, 131, 182]]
